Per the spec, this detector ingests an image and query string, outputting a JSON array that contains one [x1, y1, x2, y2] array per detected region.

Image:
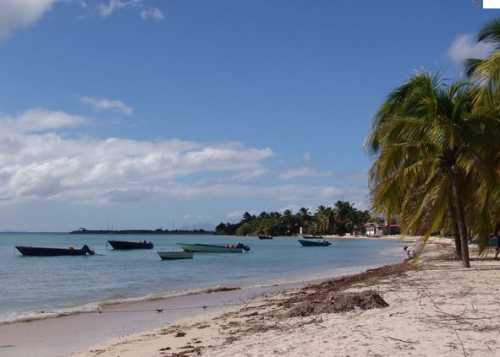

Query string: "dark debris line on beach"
[[280, 263, 417, 317]]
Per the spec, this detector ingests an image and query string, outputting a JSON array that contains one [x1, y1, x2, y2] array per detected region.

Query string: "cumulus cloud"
[[447, 34, 495, 66], [0, 0, 63, 40], [0, 108, 88, 133], [81, 96, 133, 115], [0, 107, 368, 210], [0, 110, 277, 204], [0, 0, 163, 40]]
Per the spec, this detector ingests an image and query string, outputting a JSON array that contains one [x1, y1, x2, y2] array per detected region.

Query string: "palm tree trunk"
[[448, 198, 462, 260], [450, 167, 470, 268]]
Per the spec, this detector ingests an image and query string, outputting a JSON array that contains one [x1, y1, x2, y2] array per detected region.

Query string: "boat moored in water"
[[157, 251, 194, 260], [258, 235, 273, 240], [177, 243, 250, 253], [107, 240, 154, 250], [300, 235, 324, 239], [16, 245, 95, 256], [298, 239, 331, 247]]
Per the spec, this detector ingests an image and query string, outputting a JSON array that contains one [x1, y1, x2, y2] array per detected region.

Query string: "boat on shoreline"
[[157, 251, 194, 260], [178, 243, 250, 253], [108, 240, 154, 250], [16, 245, 95, 256], [298, 239, 331, 247], [258, 235, 273, 240]]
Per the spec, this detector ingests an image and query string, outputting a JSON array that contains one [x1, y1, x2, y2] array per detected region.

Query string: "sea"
[[0, 233, 404, 325]]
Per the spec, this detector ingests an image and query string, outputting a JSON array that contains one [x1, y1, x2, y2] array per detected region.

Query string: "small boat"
[[157, 251, 194, 260], [177, 243, 250, 253], [300, 235, 324, 239], [298, 239, 331, 247], [258, 235, 273, 240], [108, 240, 154, 250], [16, 245, 95, 256]]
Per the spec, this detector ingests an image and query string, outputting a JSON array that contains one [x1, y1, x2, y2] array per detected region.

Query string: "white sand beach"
[[67, 238, 500, 357]]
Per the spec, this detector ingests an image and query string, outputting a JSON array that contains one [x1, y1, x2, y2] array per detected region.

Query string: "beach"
[[60, 238, 500, 357]]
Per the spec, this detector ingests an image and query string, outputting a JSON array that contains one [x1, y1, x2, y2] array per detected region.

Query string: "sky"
[[0, 0, 497, 231]]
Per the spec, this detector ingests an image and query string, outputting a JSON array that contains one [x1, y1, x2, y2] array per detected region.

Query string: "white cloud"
[[97, 0, 141, 18], [0, 0, 63, 40], [0, 108, 368, 210], [141, 8, 164, 21], [0, 0, 163, 40], [0, 110, 277, 204], [0, 108, 88, 133], [81, 96, 133, 115], [447, 34, 495, 66], [97, 0, 163, 21], [278, 166, 331, 180], [160, 182, 363, 202]]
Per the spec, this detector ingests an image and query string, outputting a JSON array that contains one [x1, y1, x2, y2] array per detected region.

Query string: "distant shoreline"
[[69, 228, 215, 234]]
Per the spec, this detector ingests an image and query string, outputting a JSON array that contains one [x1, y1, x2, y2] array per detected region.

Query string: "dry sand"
[[70, 238, 500, 357]]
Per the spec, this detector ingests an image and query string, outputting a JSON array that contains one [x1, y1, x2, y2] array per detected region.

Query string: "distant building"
[[363, 222, 400, 236]]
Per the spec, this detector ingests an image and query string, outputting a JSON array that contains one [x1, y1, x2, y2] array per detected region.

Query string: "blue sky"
[[0, 0, 497, 231]]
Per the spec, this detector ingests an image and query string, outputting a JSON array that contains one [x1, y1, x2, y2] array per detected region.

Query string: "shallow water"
[[0, 233, 403, 324]]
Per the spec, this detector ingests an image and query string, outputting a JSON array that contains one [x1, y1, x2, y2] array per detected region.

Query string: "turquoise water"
[[0, 233, 403, 324]]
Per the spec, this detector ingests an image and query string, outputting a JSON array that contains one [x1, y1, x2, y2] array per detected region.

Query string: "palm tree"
[[333, 201, 354, 235], [315, 205, 335, 234], [365, 72, 500, 267], [466, 18, 500, 105]]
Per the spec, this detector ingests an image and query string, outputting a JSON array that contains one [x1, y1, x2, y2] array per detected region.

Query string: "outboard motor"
[[82, 244, 95, 255], [236, 242, 250, 252]]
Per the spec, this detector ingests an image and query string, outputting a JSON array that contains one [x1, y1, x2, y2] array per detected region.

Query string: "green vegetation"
[[215, 201, 370, 236], [366, 18, 500, 268]]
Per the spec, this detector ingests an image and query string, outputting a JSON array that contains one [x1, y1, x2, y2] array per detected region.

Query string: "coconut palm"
[[365, 72, 500, 267], [315, 205, 335, 234], [333, 201, 355, 235], [466, 18, 500, 105]]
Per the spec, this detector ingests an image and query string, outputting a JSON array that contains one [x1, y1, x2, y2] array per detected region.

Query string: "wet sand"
[[0, 279, 308, 357]]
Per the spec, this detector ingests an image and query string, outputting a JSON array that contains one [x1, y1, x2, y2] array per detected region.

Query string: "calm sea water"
[[0, 233, 403, 324]]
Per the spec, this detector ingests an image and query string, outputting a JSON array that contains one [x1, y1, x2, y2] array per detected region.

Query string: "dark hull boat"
[[178, 242, 250, 253], [258, 235, 273, 240], [298, 239, 331, 247], [108, 240, 154, 250], [16, 245, 95, 256]]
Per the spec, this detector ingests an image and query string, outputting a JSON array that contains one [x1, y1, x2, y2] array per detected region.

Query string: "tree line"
[[215, 201, 371, 236]]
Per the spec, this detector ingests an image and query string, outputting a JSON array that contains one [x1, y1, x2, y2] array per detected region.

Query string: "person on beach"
[[403, 246, 416, 261], [495, 236, 500, 260]]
